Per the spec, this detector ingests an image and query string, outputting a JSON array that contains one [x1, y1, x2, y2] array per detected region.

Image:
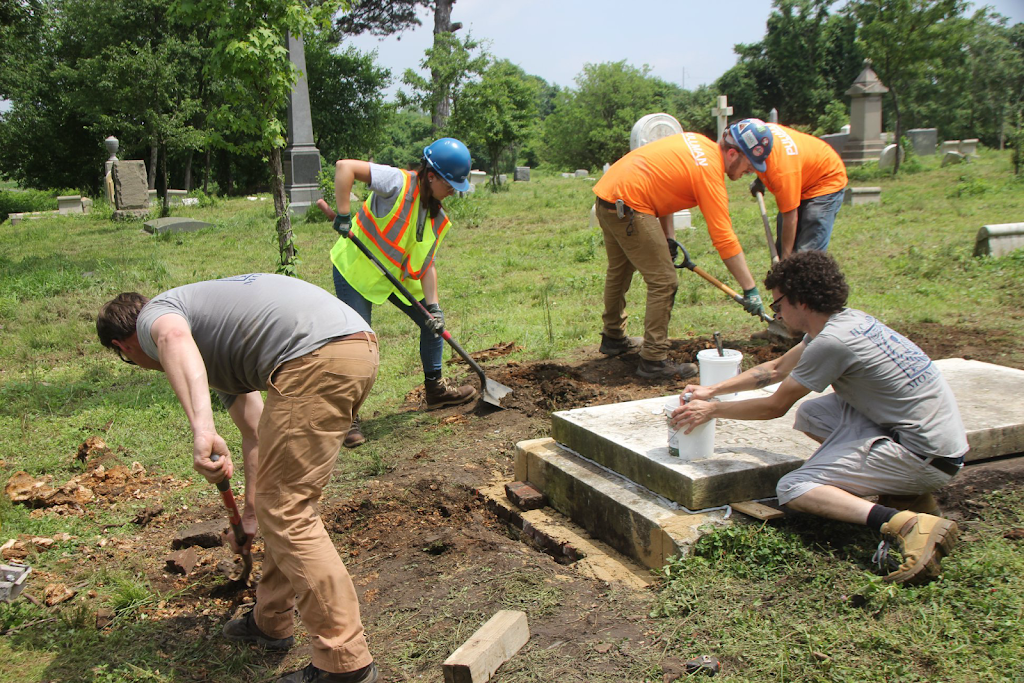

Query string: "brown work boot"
[[343, 416, 366, 449], [599, 333, 642, 357], [425, 377, 478, 409], [277, 662, 378, 683], [223, 610, 294, 651], [636, 357, 698, 380], [879, 511, 959, 585], [877, 493, 940, 515]]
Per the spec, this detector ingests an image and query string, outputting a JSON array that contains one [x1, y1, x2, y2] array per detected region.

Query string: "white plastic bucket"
[[696, 348, 743, 400], [664, 398, 715, 458]]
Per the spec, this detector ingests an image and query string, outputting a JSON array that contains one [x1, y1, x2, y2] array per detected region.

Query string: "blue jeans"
[[332, 266, 444, 380], [775, 187, 846, 253]]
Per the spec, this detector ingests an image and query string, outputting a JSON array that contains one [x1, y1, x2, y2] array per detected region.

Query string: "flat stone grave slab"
[[143, 217, 214, 235], [550, 359, 1024, 510]]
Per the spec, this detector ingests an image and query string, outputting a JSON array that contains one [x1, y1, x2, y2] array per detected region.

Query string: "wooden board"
[[442, 610, 529, 683], [731, 500, 784, 521]]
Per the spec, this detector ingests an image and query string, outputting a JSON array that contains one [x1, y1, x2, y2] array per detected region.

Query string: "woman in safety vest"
[[329, 138, 477, 448]]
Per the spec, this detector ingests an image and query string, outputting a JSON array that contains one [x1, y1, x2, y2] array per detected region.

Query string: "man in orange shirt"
[[592, 119, 772, 379], [748, 123, 848, 259]]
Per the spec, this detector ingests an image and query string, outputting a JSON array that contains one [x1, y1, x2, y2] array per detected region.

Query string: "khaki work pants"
[[596, 202, 678, 361], [253, 335, 379, 673]]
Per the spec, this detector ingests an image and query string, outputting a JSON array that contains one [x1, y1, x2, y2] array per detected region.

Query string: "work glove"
[[425, 303, 445, 336], [742, 287, 765, 318], [667, 238, 679, 263], [332, 212, 352, 237], [749, 177, 766, 198]]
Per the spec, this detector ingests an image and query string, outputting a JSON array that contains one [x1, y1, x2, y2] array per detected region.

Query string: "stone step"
[[513, 438, 728, 570]]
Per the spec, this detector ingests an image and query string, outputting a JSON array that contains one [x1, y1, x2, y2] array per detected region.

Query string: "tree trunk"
[[891, 88, 902, 176], [430, 0, 457, 133], [183, 149, 194, 191], [203, 148, 211, 194], [148, 143, 158, 190], [270, 147, 296, 275], [158, 142, 169, 216]]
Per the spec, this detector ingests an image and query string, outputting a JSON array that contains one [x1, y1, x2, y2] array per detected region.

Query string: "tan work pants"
[[253, 335, 379, 674], [596, 202, 678, 361]]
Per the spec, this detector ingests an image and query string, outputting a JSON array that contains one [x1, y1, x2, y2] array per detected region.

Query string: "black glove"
[[667, 238, 679, 262], [749, 177, 765, 198], [425, 303, 445, 336], [333, 212, 351, 237], [742, 287, 765, 318]]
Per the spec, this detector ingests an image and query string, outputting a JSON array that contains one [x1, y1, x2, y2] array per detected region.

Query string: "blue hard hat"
[[727, 119, 773, 172], [423, 138, 472, 193]]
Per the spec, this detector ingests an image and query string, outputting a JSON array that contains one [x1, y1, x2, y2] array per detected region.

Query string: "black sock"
[[867, 504, 900, 531]]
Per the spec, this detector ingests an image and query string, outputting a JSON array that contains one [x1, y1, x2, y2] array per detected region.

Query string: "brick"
[[505, 481, 545, 510]]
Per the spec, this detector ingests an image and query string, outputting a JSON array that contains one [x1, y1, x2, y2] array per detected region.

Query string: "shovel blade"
[[481, 378, 513, 408]]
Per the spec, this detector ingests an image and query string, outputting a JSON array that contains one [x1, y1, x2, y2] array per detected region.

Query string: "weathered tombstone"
[[560, 172, 573, 178], [768, 107, 778, 124], [514, 166, 530, 182], [627, 112, 691, 229], [589, 203, 598, 228], [602, 162, 610, 174], [941, 140, 961, 154], [974, 223, 1024, 258], [497, 174, 507, 185], [57, 195, 83, 215], [574, 169, 588, 178], [143, 217, 214, 235], [906, 128, 937, 156], [469, 170, 488, 185], [81, 197, 93, 214], [111, 160, 152, 220], [878, 143, 904, 169], [103, 136, 119, 204], [711, 95, 733, 141], [673, 210, 692, 229], [843, 187, 882, 206], [942, 151, 967, 167], [841, 124, 851, 134], [841, 60, 888, 166], [148, 189, 157, 203], [166, 189, 187, 207], [819, 133, 849, 154], [282, 33, 322, 216], [959, 138, 979, 157]]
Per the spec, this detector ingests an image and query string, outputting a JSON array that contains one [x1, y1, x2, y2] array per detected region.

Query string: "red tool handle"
[[211, 455, 248, 548]]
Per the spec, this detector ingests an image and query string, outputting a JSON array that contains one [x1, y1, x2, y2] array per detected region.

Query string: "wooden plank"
[[731, 500, 784, 521], [442, 610, 529, 683]]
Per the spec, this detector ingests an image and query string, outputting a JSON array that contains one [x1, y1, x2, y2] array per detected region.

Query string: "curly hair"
[[763, 251, 848, 315], [96, 292, 150, 348]]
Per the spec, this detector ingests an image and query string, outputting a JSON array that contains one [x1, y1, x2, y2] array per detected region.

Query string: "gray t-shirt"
[[136, 273, 371, 407], [791, 308, 968, 459]]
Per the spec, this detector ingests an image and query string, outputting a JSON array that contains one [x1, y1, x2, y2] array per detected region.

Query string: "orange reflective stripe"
[[381, 171, 414, 240], [353, 213, 404, 269]]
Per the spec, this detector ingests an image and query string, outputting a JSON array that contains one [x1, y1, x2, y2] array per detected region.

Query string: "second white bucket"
[[665, 398, 715, 458], [696, 348, 743, 400]]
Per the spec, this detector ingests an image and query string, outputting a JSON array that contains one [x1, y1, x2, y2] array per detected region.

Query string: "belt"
[[335, 330, 376, 344], [595, 197, 632, 213], [915, 453, 964, 476]]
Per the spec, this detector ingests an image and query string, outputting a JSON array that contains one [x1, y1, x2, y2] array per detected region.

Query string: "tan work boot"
[[879, 511, 959, 585], [223, 610, 294, 651], [425, 378, 478, 409], [599, 333, 642, 357], [343, 416, 365, 449], [636, 358, 698, 380], [877, 493, 939, 515]]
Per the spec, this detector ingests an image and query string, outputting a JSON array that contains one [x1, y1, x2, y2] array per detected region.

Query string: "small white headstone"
[[166, 189, 187, 207], [941, 140, 961, 154], [673, 210, 692, 230], [57, 195, 83, 215], [589, 203, 598, 228], [959, 139, 979, 157], [602, 162, 610, 174], [878, 144, 904, 169], [561, 172, 573, 178], [469, 170, 488, 185], [629, 113, 684, 151], [769, 108, 778, 124], [574, 169, 588, 178], [840, 124, 851, 134], [942, 151, 967, 167]]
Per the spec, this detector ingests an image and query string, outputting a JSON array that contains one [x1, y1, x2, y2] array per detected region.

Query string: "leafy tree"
[[448, 59, 537, 183], [173, 0, 344, 275], [372, 108, 433, 168], [305, 30, 393, 162], [335, 0, 428, 37], [852, 0, 967, 173], [400, 30, 487, 133]]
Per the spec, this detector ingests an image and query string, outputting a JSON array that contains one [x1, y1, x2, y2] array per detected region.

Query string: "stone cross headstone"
[[282, 33, 322, 216], [711, 95, 733, 141], [111, 160, 151, 221], [768, 108, 778, 124], [103, 136, 119, 203], [841, 60, 888, 166]]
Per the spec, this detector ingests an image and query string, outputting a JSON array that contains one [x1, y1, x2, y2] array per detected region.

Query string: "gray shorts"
[[776, 394, 958, 505]]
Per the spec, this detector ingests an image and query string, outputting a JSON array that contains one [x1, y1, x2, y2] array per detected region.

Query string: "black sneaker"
[[277, 662, 379, 683], [222, 610, 294, 651], [599, 333, 642, 356], [636, 358, 698, 380]]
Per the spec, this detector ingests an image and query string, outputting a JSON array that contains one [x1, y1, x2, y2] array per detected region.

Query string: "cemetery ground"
[[1, 151, 1023, 682]]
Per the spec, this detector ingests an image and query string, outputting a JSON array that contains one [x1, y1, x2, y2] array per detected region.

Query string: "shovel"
[[671, 239, 772, 324], [315, 199, 512, 408], [209, 454, 252, 586], [754, 190, 780, 264]]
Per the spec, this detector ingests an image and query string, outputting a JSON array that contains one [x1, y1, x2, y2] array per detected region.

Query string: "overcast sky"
[[345, 0, 1024, 96]]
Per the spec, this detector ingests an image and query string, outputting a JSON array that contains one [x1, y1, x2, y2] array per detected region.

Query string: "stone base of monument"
[[512, 359, 1024, 567], [844, 187, 881, 206], [113, 208, 152, 221], [144, 217, 214, 235]]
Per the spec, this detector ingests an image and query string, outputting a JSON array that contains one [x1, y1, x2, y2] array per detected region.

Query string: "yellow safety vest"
[[330, 170, 451, 305]]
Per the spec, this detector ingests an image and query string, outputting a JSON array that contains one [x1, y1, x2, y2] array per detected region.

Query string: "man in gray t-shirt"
[[670, 252, 966, 586], [97, 274, 382, 683]]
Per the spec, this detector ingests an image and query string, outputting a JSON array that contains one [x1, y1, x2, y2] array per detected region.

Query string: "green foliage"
[[0, 189, 59, 223], [946, 168, 992, 198], [107, 574, 160, 623], [373, 109, 434, 169], [1011, 124, 1024, 175], [814, 99, 849, 135], [399, 31, 488, 132]]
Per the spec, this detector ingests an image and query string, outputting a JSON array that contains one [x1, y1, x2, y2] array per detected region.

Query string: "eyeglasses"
[[117, 349, 136, 366], [769, 294, 787, 314]]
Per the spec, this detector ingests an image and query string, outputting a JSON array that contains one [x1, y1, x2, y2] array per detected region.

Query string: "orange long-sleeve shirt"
[[756, 124, 848, 214], [593, 133, 742, 260]]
